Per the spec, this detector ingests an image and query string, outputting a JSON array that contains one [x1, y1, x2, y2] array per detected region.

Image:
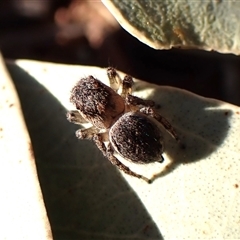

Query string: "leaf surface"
[[5, 59, 240, 239], [103, 0, 240, 54]]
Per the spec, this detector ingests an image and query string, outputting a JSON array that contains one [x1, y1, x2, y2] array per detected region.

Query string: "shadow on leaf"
[[7, 62, 163, 240]]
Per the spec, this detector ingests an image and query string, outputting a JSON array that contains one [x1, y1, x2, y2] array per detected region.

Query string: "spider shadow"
[[135, 83, 233, 182], [7, 62, 164, 240]]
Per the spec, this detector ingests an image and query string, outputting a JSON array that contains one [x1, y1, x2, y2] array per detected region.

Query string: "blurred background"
[[1, 0, 240, 105]]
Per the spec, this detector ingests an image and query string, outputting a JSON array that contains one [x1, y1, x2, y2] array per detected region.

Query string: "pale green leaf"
[[102, 0, 240, 54], [4, 59, 240, 239]]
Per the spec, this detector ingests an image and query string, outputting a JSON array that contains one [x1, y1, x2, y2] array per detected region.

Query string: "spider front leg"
[[67, 111, 101, 139], [140, 107, 179, 141], [66, 110, 88, 125], [107, 67, 133, 98], [93, 133, 152, 184], [107, 67, 122, 92]]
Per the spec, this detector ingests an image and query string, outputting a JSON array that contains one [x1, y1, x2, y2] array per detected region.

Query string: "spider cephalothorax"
[[67, 68, 178, 183]]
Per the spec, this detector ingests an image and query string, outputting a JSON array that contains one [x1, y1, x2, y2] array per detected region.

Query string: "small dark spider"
[[66, 67, 178, 183]]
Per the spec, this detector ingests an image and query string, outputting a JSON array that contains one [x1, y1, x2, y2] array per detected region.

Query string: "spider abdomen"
[[109, 112, 164, 163]]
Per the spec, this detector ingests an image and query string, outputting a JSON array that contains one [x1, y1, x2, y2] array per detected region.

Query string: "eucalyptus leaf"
[[0, 55, 52, 240], [102, 0, 240, 54], [5, 59, 240, 239]]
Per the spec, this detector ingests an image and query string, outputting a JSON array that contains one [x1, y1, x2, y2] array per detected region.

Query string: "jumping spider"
[[66, 67, 178, 183]]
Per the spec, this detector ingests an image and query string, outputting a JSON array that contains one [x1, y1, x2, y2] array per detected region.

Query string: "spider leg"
[[75, 126, 100, 140], [121, 75, 133, 97], [140, 107, 179, 141], [107, 67, 133, 97], [107, 67, 122, 92], [93, 133, 152, 183], [126, 94, 155, 107], [66, 110, 88, 125]]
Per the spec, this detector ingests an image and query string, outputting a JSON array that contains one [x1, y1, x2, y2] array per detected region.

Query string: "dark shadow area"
[[7, 62, 163, 240], [132, 83, 233, 182]]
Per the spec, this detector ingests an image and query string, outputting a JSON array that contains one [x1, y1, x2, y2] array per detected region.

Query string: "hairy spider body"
[[70, 76, 125, 129], [67, 68, 178, 183], [109, 112, 164, 164]]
